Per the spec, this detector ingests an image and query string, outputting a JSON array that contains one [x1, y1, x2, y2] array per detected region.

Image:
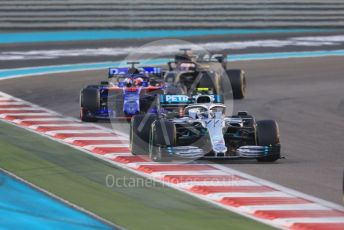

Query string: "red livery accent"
[[125, 87, 138, 92]]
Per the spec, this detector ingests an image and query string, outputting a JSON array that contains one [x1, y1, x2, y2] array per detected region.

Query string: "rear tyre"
[[198, 72, 222, 94], [81, 87, 100, 111], [80, 87, 100, 122], [256, 120, 281, 162], [149, 119, 176, 162], [226, 69, 246, 99], [80, 107, 97, 122], [130, 114, 157, 155]]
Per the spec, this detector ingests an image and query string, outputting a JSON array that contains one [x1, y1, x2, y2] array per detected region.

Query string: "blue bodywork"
[[85, 67, 163, 119]]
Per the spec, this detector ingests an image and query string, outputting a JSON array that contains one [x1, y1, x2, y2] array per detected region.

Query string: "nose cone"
[[124, 101, 139, 115], [204, 118, 227, 154], [213, 136, 227, 154]]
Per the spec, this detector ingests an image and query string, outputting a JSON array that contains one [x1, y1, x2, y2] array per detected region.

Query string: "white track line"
[[64, 137, 127, 143], [178, 180, 259, 188], [0, 113, 57, 117], [103, 153, 132, 159], [147, 170, 226, 178], [0, 102, 28, 105], [206, 192, 295, 200], [213, 164, 344, 212], [44, 130, 112, 136], [276, 217, 344, 227], [241, 204, 332, 214], [29, 124, 88, 128], [14, 118, 72, 122], [83, 144, 129, 150], [0, 107, 42, 111]]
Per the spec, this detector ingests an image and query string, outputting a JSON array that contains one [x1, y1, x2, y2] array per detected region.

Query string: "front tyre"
[[149, 119, 176, 162], [130, 114, 157, 155], [256, 120, 281, 162]]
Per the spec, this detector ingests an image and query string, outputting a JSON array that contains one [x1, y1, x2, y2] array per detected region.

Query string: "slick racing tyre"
[[198, 71, 222, 94], [256, 120, 281, 162], [226, 69, 246, 99], [149, 119, 176, 162], [80, 87, 100, 111], [80, 86, 100, 122], [130, 114, 157, 155], [80, 107, 97, 122]]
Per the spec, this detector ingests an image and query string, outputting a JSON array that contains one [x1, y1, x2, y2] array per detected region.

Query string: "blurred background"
[[1, 0, 344, 30]]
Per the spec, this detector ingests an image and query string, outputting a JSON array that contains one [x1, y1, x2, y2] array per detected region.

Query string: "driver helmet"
[[124, 78, 133, 87], [179, 63, 196, 71], [196, 110, 208, 119], [134, 77, 143, 86]]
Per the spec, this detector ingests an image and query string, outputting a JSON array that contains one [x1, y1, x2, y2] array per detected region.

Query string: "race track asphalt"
[[1, 56, 343, 205]]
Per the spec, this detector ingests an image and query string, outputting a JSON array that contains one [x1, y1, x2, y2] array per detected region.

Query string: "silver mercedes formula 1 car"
[[130, 94, 281, 162]]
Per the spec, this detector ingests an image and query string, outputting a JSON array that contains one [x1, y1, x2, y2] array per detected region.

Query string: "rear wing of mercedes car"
[[159, 94, 224, 107], [157, 94, 223, 116]]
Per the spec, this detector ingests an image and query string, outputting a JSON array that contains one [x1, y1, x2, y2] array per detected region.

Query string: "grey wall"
[[1, 0, 344, 30]]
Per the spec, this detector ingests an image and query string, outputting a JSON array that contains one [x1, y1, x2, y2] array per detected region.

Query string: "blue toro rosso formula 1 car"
[[80, 62, 163, 121]]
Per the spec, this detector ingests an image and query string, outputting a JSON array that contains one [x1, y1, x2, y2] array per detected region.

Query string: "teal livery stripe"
[[0, 29, 331, 44], [1, 49, 344, 79]]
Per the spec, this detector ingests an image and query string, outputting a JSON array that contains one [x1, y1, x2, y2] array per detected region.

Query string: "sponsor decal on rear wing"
[[108, 67, 129, 77], [141, 67, 161, 74], [159, 94, 224, 107], [161, 95, 190, 104], [108, 67, 161, 78]]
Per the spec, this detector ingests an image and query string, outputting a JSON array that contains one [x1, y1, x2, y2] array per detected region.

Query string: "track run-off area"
[[0, 170, 114, 229], [0, 51, 344, 229]]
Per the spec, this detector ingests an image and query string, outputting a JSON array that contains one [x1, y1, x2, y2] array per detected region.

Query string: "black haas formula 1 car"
[[80, 62, 163, 122], [166, 49, 246, 99], [130, 94, 281, 162]]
